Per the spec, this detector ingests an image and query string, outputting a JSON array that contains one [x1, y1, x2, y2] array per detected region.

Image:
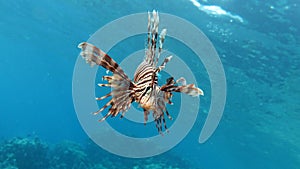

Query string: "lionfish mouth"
[[77, 10, 204, 135]]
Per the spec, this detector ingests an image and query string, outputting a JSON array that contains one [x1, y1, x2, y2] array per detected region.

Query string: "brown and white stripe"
[[78, 10, 204, 134]]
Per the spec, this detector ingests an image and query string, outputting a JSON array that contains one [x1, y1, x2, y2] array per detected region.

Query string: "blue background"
[[0, 0, 299, 169]]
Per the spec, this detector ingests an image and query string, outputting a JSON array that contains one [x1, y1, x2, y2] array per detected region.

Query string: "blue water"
[[0, 0, 299, 169]]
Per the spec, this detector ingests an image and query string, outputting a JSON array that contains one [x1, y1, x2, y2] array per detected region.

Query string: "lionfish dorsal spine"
[[146, 10, 161, 66], [156, 28, 167, 66]]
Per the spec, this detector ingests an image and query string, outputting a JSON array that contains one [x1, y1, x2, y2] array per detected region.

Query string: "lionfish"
[[78, 10, 204, 134]]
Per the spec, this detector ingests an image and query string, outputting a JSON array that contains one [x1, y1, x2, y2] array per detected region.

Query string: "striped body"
[[78, 10, 204, 134], [133, 61, 157, 102]]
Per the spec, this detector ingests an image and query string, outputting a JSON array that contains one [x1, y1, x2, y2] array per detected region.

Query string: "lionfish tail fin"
[[78, 42, 135, 120]]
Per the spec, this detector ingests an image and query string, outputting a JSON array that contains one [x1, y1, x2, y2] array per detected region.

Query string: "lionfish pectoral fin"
[[97, 83, 111, 87], [92, 100, 113, 115], [166, 77, 175, 85], [99, 112, 112, 122], [78, 42, 131, 82], [175, 84, 204, 96], [176, 77, 187, 85], [161, 77, 204, 97], [98, 104, 120, 122], [176, 84, 204, 96], [96, 92, 112, 101], [78, 42, 136, 120]]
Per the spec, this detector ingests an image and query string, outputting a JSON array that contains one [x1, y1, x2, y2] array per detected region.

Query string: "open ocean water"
[[0, 0, 299, 169]]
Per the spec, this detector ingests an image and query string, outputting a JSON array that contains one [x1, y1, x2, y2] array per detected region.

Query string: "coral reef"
[[0, 137, 192, 169], [49, 141, 91, 169], [0, 137, 48, 169]]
